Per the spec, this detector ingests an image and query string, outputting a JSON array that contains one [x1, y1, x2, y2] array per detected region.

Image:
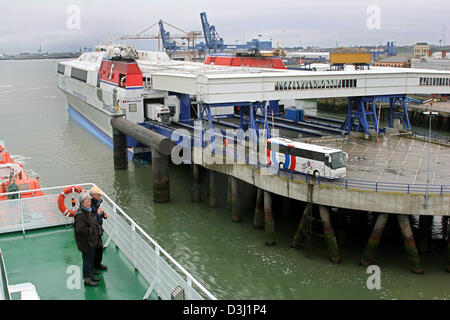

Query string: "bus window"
[[330, 152, 346, 169]]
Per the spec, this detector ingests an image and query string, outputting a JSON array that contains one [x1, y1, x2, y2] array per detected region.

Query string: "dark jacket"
[[91, 198, 106, 235], [74, 206, 101, 252]]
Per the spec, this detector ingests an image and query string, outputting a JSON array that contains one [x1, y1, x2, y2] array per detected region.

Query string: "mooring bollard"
[[253, 188, 264, 229], [360, 213, 389, 267], [397, 214, 423, 274], [151, 146, 170, 203], [112, 127, 127, 169], [264, 191, 275, 245], [319, 205, 341, 263]]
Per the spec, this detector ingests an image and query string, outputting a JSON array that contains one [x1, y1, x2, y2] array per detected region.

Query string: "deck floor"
[[0, 226, 153, 300]]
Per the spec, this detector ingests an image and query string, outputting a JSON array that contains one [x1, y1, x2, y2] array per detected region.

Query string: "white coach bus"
[[267, 137, 347, 179]]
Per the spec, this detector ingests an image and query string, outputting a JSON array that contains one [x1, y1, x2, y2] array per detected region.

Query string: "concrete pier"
[[318, 206, 341, 263], [227, 176, 232, 210], [151, 146, 170, 203], [253, 188, 264, 229], [360, 213, 389, 266], [264, 191, 275, 245], [231, 177, 241, 222], [447, 223, 450, 273], [192, 164, 201, 203], [397, 215, 423, 274], [112, 128, 127, 169], [209, 170, 217, 208]]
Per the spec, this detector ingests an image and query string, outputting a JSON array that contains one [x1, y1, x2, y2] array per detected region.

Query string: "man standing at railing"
[[90, 186, 109, 273], [74, 192, 101, 287]]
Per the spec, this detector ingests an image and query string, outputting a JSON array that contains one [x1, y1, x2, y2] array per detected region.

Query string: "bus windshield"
[[330, 152, 346, 169]]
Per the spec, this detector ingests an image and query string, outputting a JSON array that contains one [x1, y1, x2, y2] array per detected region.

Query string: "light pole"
[[423, 99, 438, 209]]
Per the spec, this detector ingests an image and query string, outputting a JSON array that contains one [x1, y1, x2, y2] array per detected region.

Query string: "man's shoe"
[[91, 276, 101, 282], [96, 264, 108, 271], [93, 269, 100, 275], [84, 279, 99, 286]]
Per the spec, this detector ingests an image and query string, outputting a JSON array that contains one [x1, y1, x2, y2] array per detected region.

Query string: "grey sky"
[[0, 0, 448, 54]]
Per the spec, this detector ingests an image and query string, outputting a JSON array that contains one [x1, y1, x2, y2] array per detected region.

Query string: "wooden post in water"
[[359, 213, 389, 266], [264, 191, 275, 245], [319, 205, 341, 263], [192, 164, 201, 203], [208, 170, 216, 208], [231, 177, 241, 222], [397, 214, 423, 274], [151, 146, 170, 203], [253, 188, 264, 229], [112, 127, 127, 169]]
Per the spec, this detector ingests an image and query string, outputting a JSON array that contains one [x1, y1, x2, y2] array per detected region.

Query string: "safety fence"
[[0, 184, 216, 300]]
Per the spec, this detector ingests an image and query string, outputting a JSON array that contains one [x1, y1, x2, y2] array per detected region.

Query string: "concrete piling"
[[227, 176, 231, 210], [291, 203, 312, 249], [253, 188, 265, 229], [360, 213, 389, 267], [209, 170, 217, 208], [192, 164, 201, 203], [264, 191, 275, 246], [319, 206, 341, 263], [231, 177, 241, 222], [151, 146, 170, 203], [112, 128, 127, 169], [397, 215, 423, 274]]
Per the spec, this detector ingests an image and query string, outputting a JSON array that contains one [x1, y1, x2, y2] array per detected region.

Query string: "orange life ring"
[[58, 186, 85, 217]]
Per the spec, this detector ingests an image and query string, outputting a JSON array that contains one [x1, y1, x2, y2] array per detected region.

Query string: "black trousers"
[[82, 249, 95, 280], [94, 245, 103, 268]]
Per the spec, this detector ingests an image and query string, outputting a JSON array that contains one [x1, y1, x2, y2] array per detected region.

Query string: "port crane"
[[121, 20, 205, 60], [200, 12, 272, 54]]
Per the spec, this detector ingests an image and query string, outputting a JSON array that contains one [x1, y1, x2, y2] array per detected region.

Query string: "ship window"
[[57, 63, 65, 74], [129, 103, 137, 112], [71, 67, 87, 82]]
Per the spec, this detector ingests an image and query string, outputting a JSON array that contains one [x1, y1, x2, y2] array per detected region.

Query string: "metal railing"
[[0, 249, 11, 300], [411, 128, 450, 145], [0, 184, 216, 300]]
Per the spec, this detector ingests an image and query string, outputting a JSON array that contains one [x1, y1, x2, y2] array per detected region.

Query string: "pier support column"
[[264, 191, 275, 246], [192, 164, 201, 203], [291, 203, 312, 249], [319, 206, 341, 263], [231, 177, 241, 222], [397, 215, 423, 274], [253, 188, 264, 229], [336, 209, 348, 246], [208, 170, 216, 208], [227, 176, 232, 210], [360, 213, 389, 267], [151, 147, 170, 203], [417, 215, 432, 252], [112, 128, 127, 169]]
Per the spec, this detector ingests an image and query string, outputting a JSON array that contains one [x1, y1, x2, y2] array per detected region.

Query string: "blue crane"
[[199, 12, 272, 54]]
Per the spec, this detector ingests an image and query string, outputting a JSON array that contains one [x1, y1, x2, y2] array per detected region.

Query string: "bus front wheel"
[[279, 162, 285, 170], [313, 170, 320, 178]]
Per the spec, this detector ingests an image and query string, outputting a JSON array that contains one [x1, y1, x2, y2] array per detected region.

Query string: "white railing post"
[[131, 223, 136, 269], [186, 275, 192, 300]]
